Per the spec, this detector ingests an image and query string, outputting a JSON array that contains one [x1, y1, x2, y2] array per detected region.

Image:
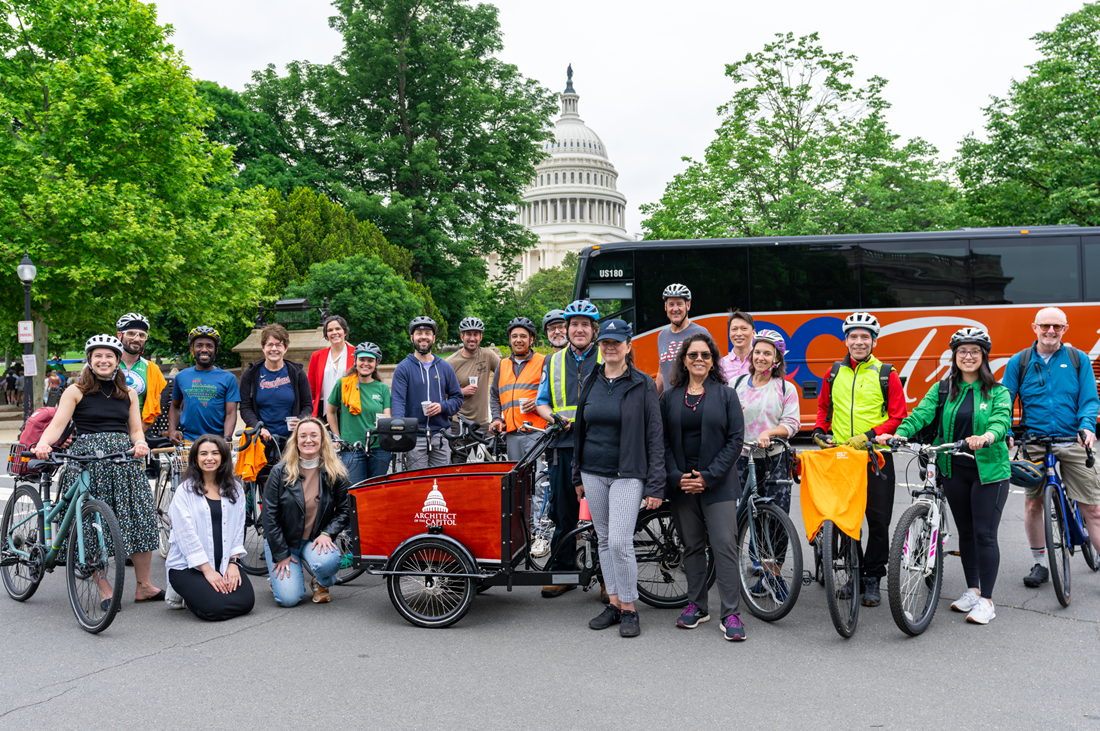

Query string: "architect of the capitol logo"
[[414, 481, 457, 526]]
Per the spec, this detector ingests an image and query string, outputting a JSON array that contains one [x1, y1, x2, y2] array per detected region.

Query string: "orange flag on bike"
[[235, 434, 267, 482], [799, 446, 884, 543]]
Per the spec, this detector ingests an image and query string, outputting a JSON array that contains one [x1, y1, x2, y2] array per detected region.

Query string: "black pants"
[[169, 568, 256, 621], [669, 491, 740, 618], [547, 447, 579, 571], [943, 470, 1010, 599], [858, 451, 895, 579]]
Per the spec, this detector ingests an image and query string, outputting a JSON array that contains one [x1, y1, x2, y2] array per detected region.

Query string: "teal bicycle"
[[1, 450, 129, 633]]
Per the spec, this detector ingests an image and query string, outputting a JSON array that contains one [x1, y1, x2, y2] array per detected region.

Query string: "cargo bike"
[[346, 416, 714, 628]]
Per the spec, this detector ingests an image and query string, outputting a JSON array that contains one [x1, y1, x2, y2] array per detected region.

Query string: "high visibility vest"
[[548, 345, 601, 423], [500, 353, 547, 432], [830, 354, 889, 440]]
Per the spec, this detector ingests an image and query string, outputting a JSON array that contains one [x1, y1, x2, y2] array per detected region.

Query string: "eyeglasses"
[[956, 349, 983, 360], [1036, 323, 1065, 332], [686, 352, 713, 361]]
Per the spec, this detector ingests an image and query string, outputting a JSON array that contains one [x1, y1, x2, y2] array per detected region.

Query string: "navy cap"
[[597, 318, 632, 343]]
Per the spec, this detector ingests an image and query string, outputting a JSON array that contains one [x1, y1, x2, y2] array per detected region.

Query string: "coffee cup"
[[421, 400, 433, 414], [469, 376, 478, 387]]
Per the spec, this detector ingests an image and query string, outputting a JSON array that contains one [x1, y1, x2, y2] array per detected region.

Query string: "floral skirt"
[[62, 432, 159, 556]]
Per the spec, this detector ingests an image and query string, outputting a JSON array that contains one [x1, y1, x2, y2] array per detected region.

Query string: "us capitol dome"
[[488, 66, 630, 282]]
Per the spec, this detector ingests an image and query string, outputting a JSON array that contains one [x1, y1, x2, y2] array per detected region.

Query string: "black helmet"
[[1010, 460, 1045, 489], [507, 317, 538, 337], [542, 309, 566, 332], [408, 316, 437, 335], [188, 326, 221, 349]]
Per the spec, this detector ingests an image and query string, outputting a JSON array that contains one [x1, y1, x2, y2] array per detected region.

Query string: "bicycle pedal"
[[947, 550, 961, 556], [802, 571, 813, 586]]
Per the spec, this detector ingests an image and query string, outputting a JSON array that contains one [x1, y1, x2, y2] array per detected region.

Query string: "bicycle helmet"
[[542, 309, 566, 332], [563, 299, 600, 324], [115, 312, 150, 332], [842, 311, 881, 337], [752, 329, 787, 354], [408, 315, 437, 335], [662, 283, 692, 301], [85, 334, 124, 360], [188, 325, 221, 348], [507, 317, 538, 337], [950, 327, 992, 354], [354, 341, 382, 361], [458, 317, 485, 333], [1010, 459, 1045, 489]]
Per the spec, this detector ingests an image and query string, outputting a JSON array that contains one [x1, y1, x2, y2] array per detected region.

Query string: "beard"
[[549, 334, 567, 348], [414, 340, 433, 355], [124, 341, 144, 356], [195, 352, 215, 366]]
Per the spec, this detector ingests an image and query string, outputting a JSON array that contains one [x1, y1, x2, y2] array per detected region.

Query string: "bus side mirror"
[[801, 381, 818, 399]]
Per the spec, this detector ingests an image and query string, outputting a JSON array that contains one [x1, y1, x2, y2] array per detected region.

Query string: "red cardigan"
[[308, 343, 355, 416]]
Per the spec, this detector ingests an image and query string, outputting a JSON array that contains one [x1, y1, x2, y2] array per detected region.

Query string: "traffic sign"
[[17, 321, 32, 344]]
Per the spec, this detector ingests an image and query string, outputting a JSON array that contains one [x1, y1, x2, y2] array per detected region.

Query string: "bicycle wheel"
[[387, 538, 475, 628], [887, 502, 943, 636], [153, 469, 173, 559], [1, 485, 45, 602], [821, 520, 860, 638], [333, 530, 366, 585], [737, 502, 803, 622], [634, 506, 715, 609], [1045, 486, 1071, 607], [1075, 502, 1099, 572], [67, 499, 125, 633], [240, 482, 268, 576]]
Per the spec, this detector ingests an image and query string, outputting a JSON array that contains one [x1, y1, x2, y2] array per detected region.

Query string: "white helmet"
[[85, 334, 124, 360], [842, 312, 881, 337], [662, 283, 692, 301], [115, 312, 150, 332], [950, 327, 992, 353]]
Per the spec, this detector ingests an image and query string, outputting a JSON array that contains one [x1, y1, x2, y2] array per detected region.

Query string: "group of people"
[[19, 289, 1100, 636]]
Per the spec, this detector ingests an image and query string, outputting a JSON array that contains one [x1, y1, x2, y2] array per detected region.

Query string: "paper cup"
[[469, 376, 478, 387], [421, 400, 432, 414], [285, 417, 297, 432]]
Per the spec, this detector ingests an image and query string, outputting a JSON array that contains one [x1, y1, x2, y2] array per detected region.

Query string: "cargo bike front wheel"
[[386, 538, 476, 628]]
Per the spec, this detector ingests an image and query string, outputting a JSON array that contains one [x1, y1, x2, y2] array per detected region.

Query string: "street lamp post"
[[16, 252, 37, 423]]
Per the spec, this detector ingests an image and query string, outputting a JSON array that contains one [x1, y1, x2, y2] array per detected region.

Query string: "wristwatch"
[[228, 557, 243, 568]]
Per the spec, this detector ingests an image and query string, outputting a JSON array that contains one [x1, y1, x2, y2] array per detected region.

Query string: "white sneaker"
[[951, 588, 980, 613], [966, 598, 995, 625], [166, 583, 185, 610]]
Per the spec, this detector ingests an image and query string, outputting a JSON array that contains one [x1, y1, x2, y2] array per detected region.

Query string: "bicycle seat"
[[147, 435, 172, 450]]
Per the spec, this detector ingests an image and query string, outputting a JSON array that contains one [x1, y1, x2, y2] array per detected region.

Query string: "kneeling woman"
[[877, 327, 1011, 625], [166, 436, 255, 621], [263, 417, 351, 606]]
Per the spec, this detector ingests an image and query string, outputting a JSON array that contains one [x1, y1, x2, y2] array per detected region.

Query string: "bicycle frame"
[[737, 441, 794, 569], [1036, 445, 1090, 549], [899, 449, 950, 578], [6, 462, 99, 570]]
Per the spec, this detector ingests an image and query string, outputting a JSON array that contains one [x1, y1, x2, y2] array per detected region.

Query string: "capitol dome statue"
[[488, 66, 630, 282]]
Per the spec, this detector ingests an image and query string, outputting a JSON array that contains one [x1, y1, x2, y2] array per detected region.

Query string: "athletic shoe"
[[589, 604, 621, 630], [541, 584, 576, 598], [1023, 563, 1049, 588], [951, 588, 981, 613], [750, 575, 790, 604], [166, 584, 185, 610], [861, 577, 881, 607], [721, 613, 747, 641], [530, 536, 551, 558], [676, 602, 710, 628], [619, 610, 640, 637], [837, 580, 856, 601], [966, 598, 995, 625], [310, 578, 331, 604]]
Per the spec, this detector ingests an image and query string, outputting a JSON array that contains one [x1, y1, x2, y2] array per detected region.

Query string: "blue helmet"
[[563, 299, 599, 325]]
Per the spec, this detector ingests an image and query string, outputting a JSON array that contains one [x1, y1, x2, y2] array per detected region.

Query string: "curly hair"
[[669, 333, 722, 388]]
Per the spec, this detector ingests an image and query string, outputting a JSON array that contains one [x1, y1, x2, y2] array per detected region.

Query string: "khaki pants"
[[1025, 442, 1100, 505]]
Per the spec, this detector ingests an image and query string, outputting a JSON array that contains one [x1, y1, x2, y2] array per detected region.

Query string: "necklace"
[[684, 387, 705, 411]]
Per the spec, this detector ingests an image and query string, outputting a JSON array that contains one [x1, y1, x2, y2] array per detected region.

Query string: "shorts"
[[1024, 442, 1100, 505]]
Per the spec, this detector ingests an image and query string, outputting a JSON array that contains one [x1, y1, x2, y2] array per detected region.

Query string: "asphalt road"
[[2, 455, 1100, 730]]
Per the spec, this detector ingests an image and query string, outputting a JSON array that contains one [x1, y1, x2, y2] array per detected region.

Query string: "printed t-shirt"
[[256, 364, 295, 437], [328, 379, 391, 447], [446, 348, 500, 425], [172, 367, 241, 441], [657, 322, 708, 385], [121, 358, 150, 410]]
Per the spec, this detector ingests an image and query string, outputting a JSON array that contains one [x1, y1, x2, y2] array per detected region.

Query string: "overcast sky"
[[152, 0, 1088, 238]]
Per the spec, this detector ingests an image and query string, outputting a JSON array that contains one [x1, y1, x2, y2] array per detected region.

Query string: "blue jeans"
[[341, 448, 392, 485], [264, 539, 342, 607]]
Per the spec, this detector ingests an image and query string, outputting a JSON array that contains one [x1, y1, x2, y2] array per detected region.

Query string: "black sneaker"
[[862, 577, 881, 607], [838, 579, 858, 601], [589, 605, 621, 630], [619, 609, 640, 637], [1023, 563, 1049, 588]]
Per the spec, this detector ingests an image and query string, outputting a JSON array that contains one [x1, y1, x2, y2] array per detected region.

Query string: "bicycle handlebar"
[[885, 438, 974, 458], [747, 436, 792, 455], [22, 450, 137, 465]]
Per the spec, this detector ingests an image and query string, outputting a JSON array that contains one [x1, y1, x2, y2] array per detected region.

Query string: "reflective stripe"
[[501, 354, 547, 432], [550, 351, 576, 421]]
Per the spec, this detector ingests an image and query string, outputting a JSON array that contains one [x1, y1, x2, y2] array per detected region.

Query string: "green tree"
[[640, 32, 969, 240], [474, 252, 579, 347], [244, 0, 558, 324], [0, 0, 270, 394], [286, 254, 433, 362], [955, 3, 1100, 226], [520, 251, 578, 312]]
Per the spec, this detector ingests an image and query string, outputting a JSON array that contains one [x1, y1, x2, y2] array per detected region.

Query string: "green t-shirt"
[[120, 358, 150, 410], [328, 378, 391, 447]]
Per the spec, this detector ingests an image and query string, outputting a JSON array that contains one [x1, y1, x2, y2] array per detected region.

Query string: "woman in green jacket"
[[877, 327, 1011, 625]]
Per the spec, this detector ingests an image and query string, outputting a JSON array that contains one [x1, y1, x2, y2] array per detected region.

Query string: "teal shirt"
[[896, 379, 1012, 483], [328, 379, 391, 447]]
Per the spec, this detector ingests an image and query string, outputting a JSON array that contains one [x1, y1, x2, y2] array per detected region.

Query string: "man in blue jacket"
[[1004, 307, 1100, 588], [391, 316, 464, 470]]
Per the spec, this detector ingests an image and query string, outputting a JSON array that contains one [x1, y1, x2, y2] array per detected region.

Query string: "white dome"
[[543, 120, 608, 160], [422, 483, 448, 513]]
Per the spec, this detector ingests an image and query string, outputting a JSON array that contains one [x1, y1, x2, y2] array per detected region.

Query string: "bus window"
[[859, 240, 969, 307], [749, 245, 859, 312], [971, 237, 1081, 304], [634, 247, 748, 333], [1085, 237, 1100, 300], [584, 250, 633, 323]]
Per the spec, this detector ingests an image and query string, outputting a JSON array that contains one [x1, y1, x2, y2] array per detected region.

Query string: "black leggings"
[[169, 568, 255, 621], [943, 473, 1010, 599]]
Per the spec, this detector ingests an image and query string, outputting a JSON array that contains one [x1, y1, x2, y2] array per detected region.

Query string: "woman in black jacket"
[[262, 417, 351, 607], [571, 319, 664, 638], [659, 333, 747, 641]]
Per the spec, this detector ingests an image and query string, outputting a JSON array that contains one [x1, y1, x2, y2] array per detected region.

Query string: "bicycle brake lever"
[[1080, 430, 1095, 468]]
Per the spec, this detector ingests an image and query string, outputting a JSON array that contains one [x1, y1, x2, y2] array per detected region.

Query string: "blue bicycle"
[[1019, 432, 1100, 607]]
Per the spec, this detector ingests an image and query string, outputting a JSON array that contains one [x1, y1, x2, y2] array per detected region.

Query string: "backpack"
[[1014, 346, 1081, 429], [734, 374, 787, 395], [9, 407, 74, 476], [824, 360, 895, 425], [908, 380, 951, 446]]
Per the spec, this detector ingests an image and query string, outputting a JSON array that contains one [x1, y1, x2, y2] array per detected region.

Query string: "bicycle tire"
[[332, 530, 366, 585], [1, 485, 45, 602], [821, 520, 860, 638], [737, 502, 803, 622], [1045, 485, 1071, 607], [1076, 502, 1099, 572], [634, 506, 715, 609], [387, 538, 475, 628], [887, 502, 944, 636], [67, 499, 125, 633], [240, 482, 268, 577], [153, 469, 173, 559]]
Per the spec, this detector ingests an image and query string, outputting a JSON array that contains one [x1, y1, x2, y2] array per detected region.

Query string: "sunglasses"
[[1036, 323, 1065, 332], [685, 352, 713, 361]]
